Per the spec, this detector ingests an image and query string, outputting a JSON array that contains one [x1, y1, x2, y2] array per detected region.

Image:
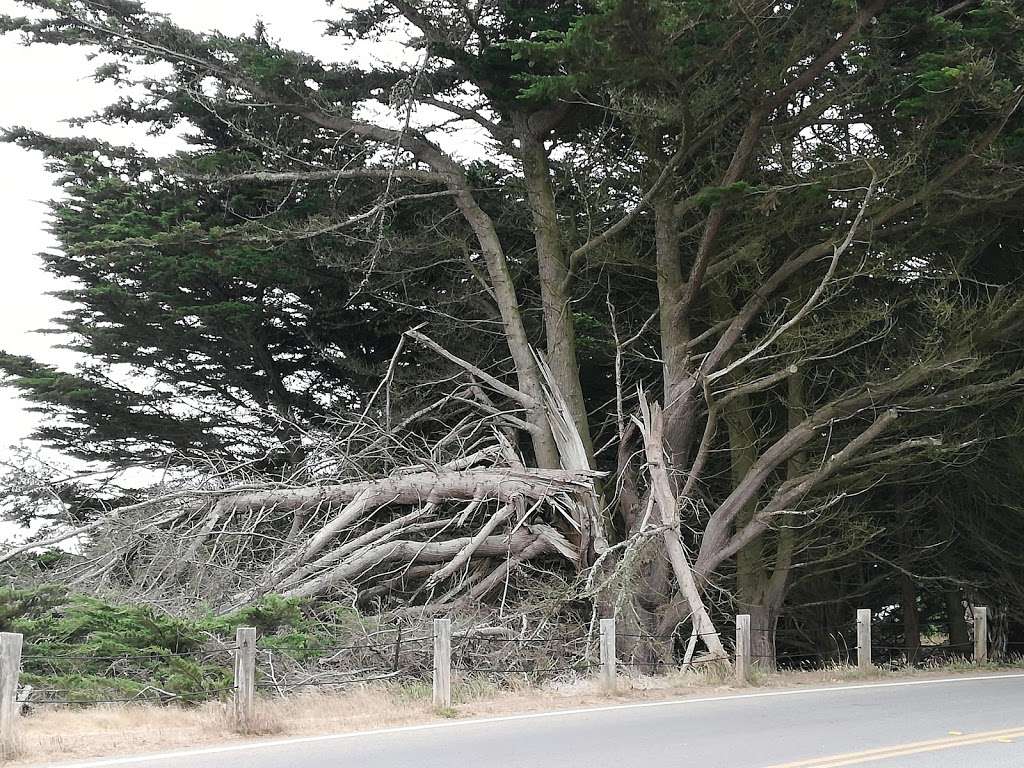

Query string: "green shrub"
[[2, 586, 397, 704]]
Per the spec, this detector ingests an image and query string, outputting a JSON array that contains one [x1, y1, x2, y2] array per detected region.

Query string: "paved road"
[[48, 673, 1024, 768]]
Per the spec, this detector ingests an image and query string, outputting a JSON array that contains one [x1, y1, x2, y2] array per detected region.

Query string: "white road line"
[[41, 672, 1024, 767]]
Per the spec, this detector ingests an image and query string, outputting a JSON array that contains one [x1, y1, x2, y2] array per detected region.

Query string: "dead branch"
[[637, 393, 728, 660]]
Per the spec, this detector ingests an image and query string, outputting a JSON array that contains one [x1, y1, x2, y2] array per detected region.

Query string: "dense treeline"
[[2, 0, 1024, 664]]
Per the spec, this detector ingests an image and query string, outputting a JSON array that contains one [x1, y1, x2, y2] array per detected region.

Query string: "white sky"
[[0, 0, 386, 541]]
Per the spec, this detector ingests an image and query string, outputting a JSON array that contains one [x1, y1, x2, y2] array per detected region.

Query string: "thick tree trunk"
[[514, 114, 594, 465], [654, 199, 696, 471], [302, 112, 564, 470], [731, 371, 803, 669], [223, 467, 594, 519], [622, 199, 701, 657], [727, 392, 777, 668], [616, 557, 676, 669], [453, 189, 561, 468], [748, 604, 781, 669]]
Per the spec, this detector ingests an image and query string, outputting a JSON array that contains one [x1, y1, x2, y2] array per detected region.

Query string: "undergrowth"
[[1, 585, 389, 704]]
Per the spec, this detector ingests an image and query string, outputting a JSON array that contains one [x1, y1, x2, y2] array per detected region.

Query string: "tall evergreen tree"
[[1, 59, 492, 467]]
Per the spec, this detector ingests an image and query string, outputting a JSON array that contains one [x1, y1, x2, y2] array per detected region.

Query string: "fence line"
[[0, 605, 1008, 749], [255, 672, 403, 691], [29, 685, 238, 706]]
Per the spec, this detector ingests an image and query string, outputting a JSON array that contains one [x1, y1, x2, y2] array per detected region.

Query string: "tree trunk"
[[640, 397, 727, 660], [653, 199, 696, 471], [946, 588, 971, 651], [514, 113, 594, 465], [732, 370, 804, 669], [448, 180, 561, 469], [901, 574, 921, 664], [748, 604, 781, 669], [726, 390, 776, 668], [616, 560, 675, 670]]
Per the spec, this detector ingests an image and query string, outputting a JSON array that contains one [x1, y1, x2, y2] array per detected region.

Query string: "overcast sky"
[[0, 0, 392, 541]]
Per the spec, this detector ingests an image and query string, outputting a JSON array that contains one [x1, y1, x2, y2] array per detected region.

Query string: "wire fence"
[[7, 611, 1023, 714], [3, 610, 1022, 768], [261, 636, 432, 654], [21, 647, 238, 662], [17, 627, 586, 706], [27, 684, 239, 706], [14, 625, 442, 708], [447, 629, 595, 680], [255, 672, 404, 691]]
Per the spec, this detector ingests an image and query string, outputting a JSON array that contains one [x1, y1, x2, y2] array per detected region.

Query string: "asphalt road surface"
[[47, 673, 1024, 768]]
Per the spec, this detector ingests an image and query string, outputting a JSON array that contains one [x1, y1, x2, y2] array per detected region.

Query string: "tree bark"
[[946, 588, 971, 650], [654, 198, 697, 472], [256, 467, 598, 581], [283, 529, 556, 599], [514, 113, 594, 465], [451, 185, 561, 468], [901, 574, 921, 663], [295, 108, 561, 469], [640, 397, 727, 659], [726, 388, 777, 668]]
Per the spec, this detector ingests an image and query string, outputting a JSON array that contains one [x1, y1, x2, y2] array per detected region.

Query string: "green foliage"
[[691, 182, 758, 210], [0, 118, 435, 470], [2, 587, 376, 703], [7, 589, 216, 702], [202, 594, 306, 636], [0, 584, 67, 632]]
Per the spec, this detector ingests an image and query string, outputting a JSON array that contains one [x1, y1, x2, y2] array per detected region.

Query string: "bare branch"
[[708, 173, 877, 382], [406, 329, 536, 408]]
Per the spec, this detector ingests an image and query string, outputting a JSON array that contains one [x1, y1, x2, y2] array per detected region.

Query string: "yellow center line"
[[763, 725, 1024, 768]]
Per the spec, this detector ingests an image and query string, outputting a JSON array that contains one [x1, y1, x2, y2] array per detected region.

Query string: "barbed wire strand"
[[28, 685, 237, 705], [263, 636, 432, 654], [256, 672, 403, 690], [23, 647, 238, 662]]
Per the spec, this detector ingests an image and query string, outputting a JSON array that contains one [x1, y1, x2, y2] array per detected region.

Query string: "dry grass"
[[0, 734, 25, 764], [6, 662, 1020, 767]]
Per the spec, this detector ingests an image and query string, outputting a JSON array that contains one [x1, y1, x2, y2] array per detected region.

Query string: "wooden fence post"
[[233, 627, 256, 731], [0, 633, 24, 758], [599, 618, 616, 692], [433, 618, 451, 708], [973, 606, 988, 664], [735, 615, 751, 685], [857, 609, 872, 672]]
